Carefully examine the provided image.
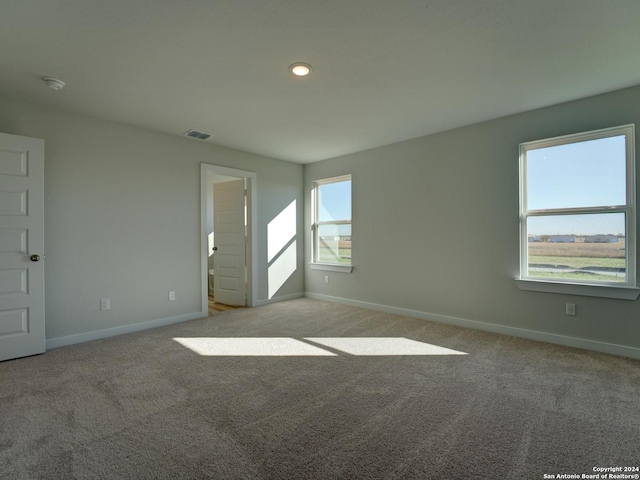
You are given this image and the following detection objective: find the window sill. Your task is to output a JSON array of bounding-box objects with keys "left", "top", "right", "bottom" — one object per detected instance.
[
  {"left": 310, "top": 263, "right": 354, "bottom": 273},
  {"left": 515, "top": 278, "right": 640, "bottom": 300}
]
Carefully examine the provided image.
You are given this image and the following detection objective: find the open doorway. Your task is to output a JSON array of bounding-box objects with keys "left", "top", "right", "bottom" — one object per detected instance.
[{"left": 200, "top": 164, "right": 257, "bottom": 316}]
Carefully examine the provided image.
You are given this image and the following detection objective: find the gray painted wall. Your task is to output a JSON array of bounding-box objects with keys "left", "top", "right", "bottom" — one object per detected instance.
[
  {"left": 304, "top": 85, "right": 640, "bottom": 352},
  {"left": 0, "top": 94, "right": 304, "bottom": 342},
  {"left": 2, "top": 84, "right": 639, "bottom": 354}
]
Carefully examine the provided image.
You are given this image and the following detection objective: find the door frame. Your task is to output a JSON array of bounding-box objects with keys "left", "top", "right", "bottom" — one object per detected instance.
[{"left": 200, "top": 163, "right": 257, "bottom": 313}]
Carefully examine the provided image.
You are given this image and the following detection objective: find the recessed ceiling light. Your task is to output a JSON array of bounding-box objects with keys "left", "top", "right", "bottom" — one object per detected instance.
[
  {"left": 289, "top": 62, "right": 313, "bottom": 77},
  {"left": 43, "top": 77, "right": 65, "bottom": 90}
]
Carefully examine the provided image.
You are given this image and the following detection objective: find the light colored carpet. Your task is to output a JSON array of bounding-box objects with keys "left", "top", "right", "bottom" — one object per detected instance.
[{"left": 1, "top": 298, "right": 639, "bottom": 479}]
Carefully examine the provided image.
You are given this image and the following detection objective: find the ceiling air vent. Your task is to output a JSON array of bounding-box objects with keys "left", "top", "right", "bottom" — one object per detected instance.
[{"left": 183, "top": 129, "right": 211, "bottom": 140}]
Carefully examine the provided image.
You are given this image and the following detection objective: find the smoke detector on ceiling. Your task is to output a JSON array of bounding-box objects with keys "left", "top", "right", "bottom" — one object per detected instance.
[
  {"left": 43, "top": 77, "right": 65, "bottom": 90},
  {"left": 183, "top": 129, "right": 212, "bottom": 140}
]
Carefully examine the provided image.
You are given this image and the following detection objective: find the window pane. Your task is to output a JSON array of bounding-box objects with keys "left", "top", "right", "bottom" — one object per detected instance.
[
  {"left": 318, "top": 180, "right": 351, "bottom": 222},
  {"left": 317, "top": 224, "right": 351, "bottom": 264},
  {"left": 526, "top": 135, "right": 626, "bottom": 210},
  {"left": 527, "top": 213, "right": 626, "bottom": 282}
]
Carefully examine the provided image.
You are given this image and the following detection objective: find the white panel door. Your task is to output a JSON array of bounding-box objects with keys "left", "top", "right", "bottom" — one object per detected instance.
[
  {"left": 0, "top": 133, "right": 45, "bottom": 362},
  {"left": 213, "top": 179, "right": 246, "bottom": 306}
]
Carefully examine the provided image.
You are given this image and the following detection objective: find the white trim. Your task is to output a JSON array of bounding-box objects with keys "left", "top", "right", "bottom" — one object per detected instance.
[
  {"left": 254, "top": 292, "right": 304, "bottom": 307},
  {"left": 515, "top": 278, "right": 640, "bottom": 300},
  {"left": 309, "top": 263, "right": 354, "bottom": 273},
  {"left": 46, "top": 312, "right": 204, "bottom": 350},
  {"left": 625, "top": 125, "right": 637, "bottom": 284},
  {"left": 200, "top": 163, "right": 258, "bottom": 313},
  {"left": 519, "top": 124, "right": 636, "bottom": 288},
  {"left": 311, "top": 174, "right": 352, "bottom": 266},
  {"left": 304, "top": 292, "right": 640, "bottom": 360},
  {"left": 314, "top": 174, "right": 352, "bottom": 186},
  {"left": 521, "top": 124, "right": 636, "bottom": 150}
]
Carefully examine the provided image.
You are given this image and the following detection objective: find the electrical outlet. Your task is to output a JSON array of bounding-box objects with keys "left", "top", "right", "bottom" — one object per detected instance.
[
  {"left": 100, "top": 298, "right": 110, "bottom": 311},
  {"left": 565, "top": 303, "right": 576, "bottom": 316},
  {"left": 169, "top": 291, "right": 176, "bottom": 301},
  {"left": 324, "top": 275, "right": 330, "bottom": 284}
]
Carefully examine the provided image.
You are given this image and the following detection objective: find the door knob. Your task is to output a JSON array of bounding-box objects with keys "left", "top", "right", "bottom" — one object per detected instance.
[
  {"left": 30, "top": 254, "right": 41, "bottom": 262},
  {"left": 212, "top": 246, "right": 218, "bottom": 251}
]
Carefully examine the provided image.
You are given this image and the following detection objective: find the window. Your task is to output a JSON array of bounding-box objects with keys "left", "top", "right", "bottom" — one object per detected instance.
[
  {"left": 311, "top": 175, "right": 352, "bottom": 271},
  {"left": 518, "top": 125, "right": 638, "bottom": 298}
]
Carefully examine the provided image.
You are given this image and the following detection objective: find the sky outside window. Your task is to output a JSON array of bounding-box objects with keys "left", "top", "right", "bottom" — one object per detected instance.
[
  {"left": 318, "top": 180, "right": 351, "bottom": 236},
  {"left": 526, "top": 135, "right": 626, "bottom": 235},
  {"left": 527, "top": 213, "right": 625, "bottom": 237},
  {"left": 318, "top": 180, "right": 350, "bottom": 221}
]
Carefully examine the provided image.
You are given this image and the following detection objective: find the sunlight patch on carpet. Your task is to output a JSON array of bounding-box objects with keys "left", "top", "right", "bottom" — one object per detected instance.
[
  {"left": 173, "top": 337, "right": 467, "bottom": 356},
  {"left": 173, "top": 337, "right": 337, "bottom": 356},
  {"left": 305, "top": 337, "right": 468, "bottom": 356}
]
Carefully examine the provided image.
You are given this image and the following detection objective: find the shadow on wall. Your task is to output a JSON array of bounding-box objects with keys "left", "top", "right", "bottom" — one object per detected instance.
[{"left": 267, "top": 199, "right": 297, "bottom": 299}]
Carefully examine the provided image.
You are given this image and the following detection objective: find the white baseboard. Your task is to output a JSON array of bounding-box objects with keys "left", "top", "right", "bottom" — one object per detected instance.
[
  {"left": 304, "top": 293, "right": 640, "bottom": 360},
  {"left": 255, "top": 292, "right": 304, "bottom": 307},
  {"left": 46, "top": 312, "right": 205, "bottom": 350}
]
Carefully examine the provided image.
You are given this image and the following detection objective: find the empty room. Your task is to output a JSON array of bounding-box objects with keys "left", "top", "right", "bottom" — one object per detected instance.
[{"left": 1, "top": 1, "right": 640, "bottom": 479}]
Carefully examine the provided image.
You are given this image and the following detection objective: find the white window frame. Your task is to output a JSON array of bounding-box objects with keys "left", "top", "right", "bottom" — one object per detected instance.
[
  {"left": 310, "top": 174, "right": 353, "bottom": 273},
  {"left": 516, "top": 124, "right": 640, "bottom": 300}
]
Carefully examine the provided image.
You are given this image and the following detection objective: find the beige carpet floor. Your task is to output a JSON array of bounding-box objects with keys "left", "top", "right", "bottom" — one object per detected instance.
[{"left": 1, "top": 298, "right": 639, "bottom": 479}]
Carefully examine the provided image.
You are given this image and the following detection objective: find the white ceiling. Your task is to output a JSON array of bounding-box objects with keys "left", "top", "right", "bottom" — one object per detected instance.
[{"left": 2, "top": 0, "right": 640, "bottom": 164}]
